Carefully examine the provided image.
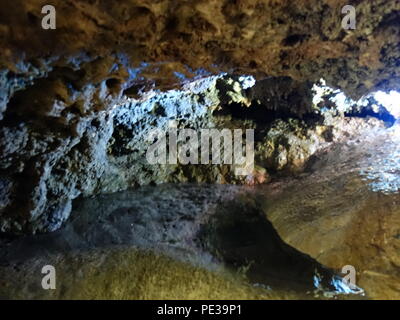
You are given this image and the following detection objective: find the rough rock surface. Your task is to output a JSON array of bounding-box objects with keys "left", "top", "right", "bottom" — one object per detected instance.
[
  {"left": 0, "top": 248, "right": 310, "bottom": 300},
  {"left": 257, "top": 124, "right": 400, "bottom": 299},
  {"left": 1, "top": 0, "right": 400, "bottom": 98},
  {"left": 0, "top": 0, "right": 399, "bottom": 301},
  {"left": 0, "top": 184, "right": 361, "bottom": 299},
  {"left": 1, "top": 71, "right": 391, "bottom": 234},
  {"left": 1, "top": 0, "right": 400, "bottom": 233}
]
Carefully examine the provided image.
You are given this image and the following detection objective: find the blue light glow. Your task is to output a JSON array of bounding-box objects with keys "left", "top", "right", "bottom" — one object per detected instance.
[{"left": 373, "top": 90, "right": 400, "bottom": 119}]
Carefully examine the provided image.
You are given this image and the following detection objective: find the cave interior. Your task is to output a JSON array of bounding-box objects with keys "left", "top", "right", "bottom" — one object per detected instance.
[{"left": 0, "top": 0, "right": 400, "bottom": 300}]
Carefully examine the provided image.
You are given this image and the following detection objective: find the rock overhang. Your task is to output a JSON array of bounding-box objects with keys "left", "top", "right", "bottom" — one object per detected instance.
[
  {"left": 1, "top": 0, "right": 400, "bottom": 234},
  {"left": 1, "top": 0, "right": 400, "bottom": 100}
]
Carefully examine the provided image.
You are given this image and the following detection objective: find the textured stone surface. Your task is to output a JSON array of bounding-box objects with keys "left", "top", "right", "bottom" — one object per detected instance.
[
  {"left": 1, "top": 0, "right": 400, "bottom": 233},
  {"left": 0, "top": 248, "right": 315, "bottom": 300},
  {"left": 0, "top": 71, "right": 390, "bottom": 234},
  {"left": 1, "top": 0, "right": 400, "bottom": 98},
  {"left": 257, "top": 124, "right": 400, "bottom": 299},
  {"left": 0, "top": 184, "right": 362, "bottom": 299}
]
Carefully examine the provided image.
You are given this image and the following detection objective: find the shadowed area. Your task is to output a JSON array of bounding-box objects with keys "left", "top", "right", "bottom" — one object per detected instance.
[
  {"left": 0, "top": 184, "right": 360, "bottom": 299},
  {"left": 201, "top": 200, "right": 344, "bottom": 293}
]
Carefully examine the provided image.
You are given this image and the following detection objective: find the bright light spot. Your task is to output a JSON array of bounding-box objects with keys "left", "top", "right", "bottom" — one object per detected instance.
[
  {"left": 330, "top": 92, "right": 351, "bottom": 113},
  {"left": 373, "top": 91, "right": 400, "bottom": 119},
  {"left": 311, "top": 79, "right": 353, "bottom": 112},
  {"left": 360, "top": 121, "right": 400, "bottom": 194},
  {"left": 238, "top": 75, "right": 256, "bottom": 89}
]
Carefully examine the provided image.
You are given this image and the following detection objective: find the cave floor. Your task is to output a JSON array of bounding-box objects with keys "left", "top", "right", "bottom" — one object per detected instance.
[{"left": 0, "top": 124, "right": 399, "bottom": 300}]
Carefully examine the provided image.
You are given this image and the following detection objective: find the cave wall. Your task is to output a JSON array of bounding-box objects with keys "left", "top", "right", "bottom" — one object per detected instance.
[
  {"left": 0, "top": 0, "right": 399, "bottom": 234},
  {"left": 0, "top": 71, "right": 388, "bottom": 234},
  {"left": 1, "top": 74, "right": 325, "bottom": 233}
]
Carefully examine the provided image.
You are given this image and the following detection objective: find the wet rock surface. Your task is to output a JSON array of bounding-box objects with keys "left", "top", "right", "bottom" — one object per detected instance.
[
  {"left": 0, "top": 248, "right": 302, "bottom": 300},
  {"left": 0, "top": 184, "right": 360, "bottom": 300},
  {"left": 258, "top": 124, "right": 400, "bottom": 299},
  {"left": 0, "top": 122, "right": 399, "bottom": 299}
]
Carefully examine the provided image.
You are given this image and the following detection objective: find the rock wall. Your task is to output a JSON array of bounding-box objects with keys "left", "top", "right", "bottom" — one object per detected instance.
[
  {"left": 0, "top": 71, "right": 391, "bottom": 234},
  {"left": 1, "top": 0, "right": 400, "bottom": 98},
  {"left": 1, "top": 74, "right": 321, "bottom": 234},
  {"left": 0, "top": 0, "right": 399, "bottom": 234}
]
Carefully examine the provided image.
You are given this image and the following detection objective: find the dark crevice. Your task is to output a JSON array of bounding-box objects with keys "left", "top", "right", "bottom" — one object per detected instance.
[
  {"left": 200, "top": 198, "right": 341, "bottom": 292},
  {"left": 217, "top": 100, "right": 323, "bottom": 127},
  {"left": 282, "top": 34, "right": 310, "bottom": 46}
]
